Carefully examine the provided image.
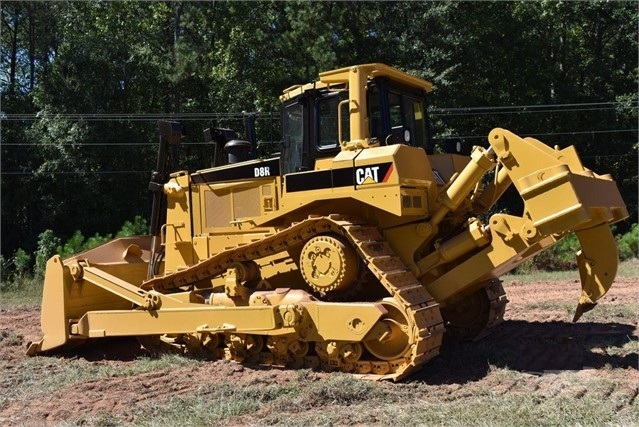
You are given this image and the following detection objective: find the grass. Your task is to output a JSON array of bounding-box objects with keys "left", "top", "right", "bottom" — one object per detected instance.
[
  {"left": 42, "top": 371, "right": 627, "bottom": 426},
  {"left": 503, "top": 258, "right": 638, "bottom": 283},
  {"left": 134, "top": 381, "right": 304, "bottom": 425},
  {"left": 5, "top": 354, "right": 638, "bottom": 426},
  {"left": 519, "top": 300, "right": 639, "bottom": 320},
  {"left": 126, "top": 372, "right": 638, "bottom": 426},
  {"left": 3, "top": 365, "right": 638, "bottom": 426},
  {"left": 0, "top": 354, "right": 203, "bottom": 409},
  {"left": 617, "top": 258, "right": 639, "bottom": 277},
  {"left": 0, "top": 275, "right": 42, "bottom": 307},
  {"left": 602, "top": 336, "right": 639, "bottom": 358},
  {"left": 0, "top": 329, "right": 23, "bottom": 346}
]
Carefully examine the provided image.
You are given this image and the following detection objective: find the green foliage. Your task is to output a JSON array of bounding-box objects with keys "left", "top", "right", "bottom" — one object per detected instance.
[
  {"left": 532, "top": 233, "right": 581, "bottom": 271},
  {"left": 1, "top": 215, "right": 150, "bottom": 303},
  {"left": 3, "top": 217, "right": 149, "bottom": 284},
  {"left": 514, "top": 225, "right": 638, "bottom": 273},
  {"left": 116, "top": 216, "right": 150, "bottom": 237},
  {"left": 12, "top": 248, "right": 31, "bottom": 274},
  {"left": 56, "top": 230, "right": 88, "bottom": 259},
  {"left": 0, "top": 255, "right": 8, "bottom": 281},
  {"left": 53, "top": 216, "right": 150, "bottom": 260},
  {"left": 1, "top": 0, "right": 637, "bottom": 261},
  {"left": 34, "top": 229, "right": 61, "bottom": 278},
  {"left": 52, "top": 217, "right": 147, "bottom": 259},
  {"left": 0, "top": 249, "right": 31, "bottom": 289},
  {"left": 616, "top": 223, "right": 638, "bottom": 260}
]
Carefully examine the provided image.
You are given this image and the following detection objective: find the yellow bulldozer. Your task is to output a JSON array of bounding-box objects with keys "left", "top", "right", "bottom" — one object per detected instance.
[{"left": 27, "top": 64, "right": 628, "bottom": 380}]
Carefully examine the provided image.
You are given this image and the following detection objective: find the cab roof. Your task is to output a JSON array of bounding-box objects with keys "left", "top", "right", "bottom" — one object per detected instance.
[{"left": 280, "top": 63, "right": 433, "bottom": 102}]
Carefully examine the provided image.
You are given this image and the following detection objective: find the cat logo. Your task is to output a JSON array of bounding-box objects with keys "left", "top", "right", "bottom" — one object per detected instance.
[
  {"left": 355, "top": 166, "right": 380, "bottom": 185},
  {"left": 354, "top": 163, "right": 394, "bottom": 186}
]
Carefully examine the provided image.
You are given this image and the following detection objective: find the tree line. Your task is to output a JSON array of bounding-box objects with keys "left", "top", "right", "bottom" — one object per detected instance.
[{"left": 1, "top": 1, "right": 637, "bottom": 260}]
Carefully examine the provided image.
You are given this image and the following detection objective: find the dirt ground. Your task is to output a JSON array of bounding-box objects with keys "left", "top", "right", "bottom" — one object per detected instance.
[{"left": 1, "top": 277, "right": 637, "bottom": 426}]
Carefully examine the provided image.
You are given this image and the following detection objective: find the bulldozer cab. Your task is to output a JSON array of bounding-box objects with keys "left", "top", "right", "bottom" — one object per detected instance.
[{"left": 280, "top": 64, "right": 434, "bottom": 175}]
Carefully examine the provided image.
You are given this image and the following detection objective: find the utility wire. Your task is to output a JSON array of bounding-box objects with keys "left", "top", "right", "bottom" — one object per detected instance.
[
  {"left": 0, "top": 113, "right": 280, "bottom": 121},
  {"left": 430, "top": 100, "right": 637, "bottom": 114},
  {"left": 2, "top": 128, "right": 636, "bottom": 147},
  {"left": 2, "top": 103, "right": 635, "bottom": 175},
  {"left": 1, "top": 101, "right": 636, "bottom": 121},
  {"left": 441, "top": 101, "right": 637, "bottom": 110},
  {"left": 1, "top": 142, "right": 212, "bottom": 146},
  {"left": 434, "top": 128, "right": 638, "bottom": 141},
  {"left": 1, "top": 170, "right": 151, "bottom": 175},
  {"left": 2, "top": 153, "right": 635, "bottom": 176}
]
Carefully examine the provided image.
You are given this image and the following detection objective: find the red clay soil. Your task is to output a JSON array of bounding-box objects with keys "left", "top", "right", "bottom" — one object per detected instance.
[{"left": 1, "top": 277, "right": 637, "bottom": 425}]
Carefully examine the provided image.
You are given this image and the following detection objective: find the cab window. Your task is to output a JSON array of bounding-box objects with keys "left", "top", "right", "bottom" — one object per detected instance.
[
  {"left": 317, "top": 92, "right": 348, "bottom": 148},
  {"left": 388, "top": 91, "right": 427, "bottom": 149},
  {"left": 281, "top": 102, "right": 304, "bottom": 174}
]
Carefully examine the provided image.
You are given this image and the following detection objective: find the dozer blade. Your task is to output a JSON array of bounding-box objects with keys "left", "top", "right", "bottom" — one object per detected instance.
[
  {"left": 27, "top": 237, "right": 152, "bottom": 355},
  {"left": 27, "top": 255, "right": 76, "bottom": 355},
  {"left": 572, "top": 225, "right": 619, "bottom": 322}
]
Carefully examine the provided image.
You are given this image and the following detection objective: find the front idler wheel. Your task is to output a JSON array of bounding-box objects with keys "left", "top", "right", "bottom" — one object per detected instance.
[{"left": 363, "top": 299, "right": 412, "bottom": 361}]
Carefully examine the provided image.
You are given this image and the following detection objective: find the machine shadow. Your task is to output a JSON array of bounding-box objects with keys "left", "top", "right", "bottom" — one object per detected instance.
[
  {"left": 411, "top": 319, "right": 638, "bottom": 385},
  {"left": 57, "top": 320, "right": 637, "bottom": 382},
  {"left": 56, "top": 337, "right": 148, "bottom": 362}
]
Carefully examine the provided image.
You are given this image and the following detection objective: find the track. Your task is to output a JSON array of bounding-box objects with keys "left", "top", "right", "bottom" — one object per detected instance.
[
  {"left": 441, "top": 279, "right": 509, "bottom": 341},
  {"left": 141, "top": 215, "right": 445, "bottom": 380}
]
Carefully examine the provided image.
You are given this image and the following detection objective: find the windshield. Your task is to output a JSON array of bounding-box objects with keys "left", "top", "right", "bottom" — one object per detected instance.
[{"left": 317, "top": 92, "right": 349, "bottom": 149}]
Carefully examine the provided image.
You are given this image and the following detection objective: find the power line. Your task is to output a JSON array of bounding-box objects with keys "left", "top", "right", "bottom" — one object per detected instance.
[
  {"left": 1, "top": 101, "right": 636, "bottom": 121},
  {"left": 430, "top": 101, "right": 638, "bottom": 115},
  {"left": 434, "top": 128, "right": 638, "bottom": 140},
  {"left": 0, "top": 112, "right": 281, "bottom": 121},
  {"left": 430, "top": 106, "right": 630, "bottom": 116},
  {"left": 1, "top": 153, "right": 635, "bottom": 176},
  {"left": 438, "top": 101, "right": 634, "bottom": 111},
  {"left": 1, "top": 170, "right": 151, "bottom": 176},
  {"left": 2, "top": 128, "right": 636, "bottom": 147},
  {"left": 0, "top": 142, "right": 214, "bottom": 146}
]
